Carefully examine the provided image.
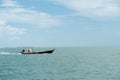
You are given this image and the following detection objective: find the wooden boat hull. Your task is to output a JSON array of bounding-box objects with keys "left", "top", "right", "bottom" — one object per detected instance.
[{"left": 21, "top": 49, "right": 55, "bottom": 54}]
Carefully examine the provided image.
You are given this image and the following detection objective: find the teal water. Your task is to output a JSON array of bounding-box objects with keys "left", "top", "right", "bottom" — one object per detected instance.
[{"left": 0, "top": 47, "right": 120, "bottom": 80}]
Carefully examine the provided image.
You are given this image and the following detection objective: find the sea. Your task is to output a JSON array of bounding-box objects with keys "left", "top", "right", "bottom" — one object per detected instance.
[{"left": 0, "top": 47, "right": 120, "bottom": 80}]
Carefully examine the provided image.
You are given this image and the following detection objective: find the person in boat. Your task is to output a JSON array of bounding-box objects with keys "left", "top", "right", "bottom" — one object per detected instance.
[
  {"left": 21, "top": 49, "right": 25, "bottom": 53},
  {"left": 28, "top": 48, "right": 33, "bottom": 53}
]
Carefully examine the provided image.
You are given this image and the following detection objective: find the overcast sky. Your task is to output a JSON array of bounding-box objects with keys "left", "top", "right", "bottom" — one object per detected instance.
[{"left": 0, "top": 0, "right": 120, "bottom": 47}]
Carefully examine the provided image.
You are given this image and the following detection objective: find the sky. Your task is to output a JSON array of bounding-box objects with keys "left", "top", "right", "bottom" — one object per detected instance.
[{"left": 0, "top": 0, "right": 120, "bottom": 47}]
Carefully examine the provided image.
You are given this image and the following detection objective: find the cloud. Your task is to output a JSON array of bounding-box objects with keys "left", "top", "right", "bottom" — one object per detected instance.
[
  {"left": 50, "top": 0, "right": 120, "bottom": 17},
  {"left": 0, "top": 8, "right": 61, "bottom": 27},
  {"left": 0, "top": 0, "right": 19, "bottom": 7},
  {"left": 0, "top": 0, "right": 62, "bottom": 28},
  {"left": 0, "top": 20, "right": 5, "bottom": 25},
  {"left": 0, "top": 20, "right": 26, "bottom": 39}
]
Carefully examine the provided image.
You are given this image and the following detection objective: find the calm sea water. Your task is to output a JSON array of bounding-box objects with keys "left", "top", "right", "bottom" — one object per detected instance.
[{"left": 0, "top": 47, "right": 120, "bottom": 80}]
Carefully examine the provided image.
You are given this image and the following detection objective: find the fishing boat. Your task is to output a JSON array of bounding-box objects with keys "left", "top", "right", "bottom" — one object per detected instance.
[{"left": 21, "top": 49, "right": 55, "bottom": 54}]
